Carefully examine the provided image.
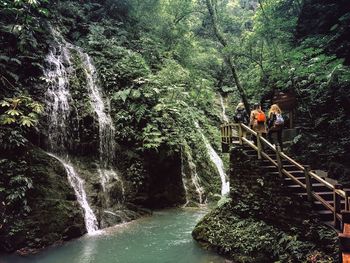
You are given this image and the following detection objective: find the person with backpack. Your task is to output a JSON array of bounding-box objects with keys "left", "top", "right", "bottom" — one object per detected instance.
[
  {"left": 234, "top": 102, "right": 249, "bottom": 125},
  {"left": 250, "top": 103, "right": 267, "bottom": 146},
  {"left": 267, "top": 104, "right": 284, "bottom": 151},
  {"left": 234, "top": 102, "right": 249, "bottom": 138}
]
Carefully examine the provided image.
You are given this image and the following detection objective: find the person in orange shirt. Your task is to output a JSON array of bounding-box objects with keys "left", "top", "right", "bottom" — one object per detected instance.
[{"left": 250, "top": 103, "right": 267, "bottom": 146}]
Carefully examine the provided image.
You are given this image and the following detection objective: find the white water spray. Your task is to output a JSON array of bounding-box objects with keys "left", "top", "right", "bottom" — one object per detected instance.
[
  {"left": 79, "top": 52, "right": 116, "bottom": 166},
  {"left": 47, "top": 154, "right": 99, "bottom": 233},
  {"left": 195, "top": 122, "right": 230, "bottom": 196},
  {"left": 44, "top": 45, "right": 72, "bottom": 153}
]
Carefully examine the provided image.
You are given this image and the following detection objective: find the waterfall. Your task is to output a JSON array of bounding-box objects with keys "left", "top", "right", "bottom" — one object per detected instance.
[
  {"left": 219, "top": 94, "right": 229, "bottom": 123},
  {"left": 181, "top": 148, "right": 204, "bottom": 205},
  {"left": 47, "top": 153, "right": 99, "bottom": 233},
  {"left": 44, "top": 45, "right": 72, "bottom": 153},
  {"left": 180, "top": 153, "right": 190, "bottom": 207},
  {"left": 195, "top": 122, "right": 230, "bottom": 196},
  {"left": 98, "top": 168, "right": 125, "bottom": 203},
  {"left": 77, "top": 51, "right": 125, "bottom": 213},
  {"left": 79, "top": 52, "right": 116, "bottom": 167},
  {"left": 187, "top": 155, "right": 204, "bottom": 204},
  {"left": 44, "top": 38, "right": 99, "bottom": 233}
]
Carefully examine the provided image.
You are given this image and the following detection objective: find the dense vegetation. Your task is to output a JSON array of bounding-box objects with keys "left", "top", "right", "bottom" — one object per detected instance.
[{"left": 0, "top": 0, "right": 349, "bottom": 260}]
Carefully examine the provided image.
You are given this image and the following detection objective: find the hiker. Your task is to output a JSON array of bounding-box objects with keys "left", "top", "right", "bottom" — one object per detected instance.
[
  {"left": 267, "top": 104, "right": 284, "bottom": 151},
  {"left": 250, "top": 103, "right": 267, "bottom": 146},
  {"left": 234, "top": 102, "right": 249, "bottom": 138},
  {"left": 234, "top": 102, "right": 249, "bottom": 125}
]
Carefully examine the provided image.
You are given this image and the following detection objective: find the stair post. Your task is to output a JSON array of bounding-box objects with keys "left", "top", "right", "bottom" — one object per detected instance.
[
  {"left": 334, "top": 184, "right": 343, "bottom": 230},
  {"left": 304, "top": 165, "right": 313, "bottom": 202},
  {"left": 276, "top": 145, "right": 283, "bottom": 177},
  {"left": 238, "top": 124, "right": 243, "bottom": 145},
  {"left": 256, "top": 133, "right": 262, "bottom": 159},
  {"left": 228, "top": 124, "right": 232, "bottom": 143},
  {"left": 339, "top": 211, "right": 350, "bottom": 263},
  {"left": 345, "top": 190, "right": 350, "bottom": 212}
]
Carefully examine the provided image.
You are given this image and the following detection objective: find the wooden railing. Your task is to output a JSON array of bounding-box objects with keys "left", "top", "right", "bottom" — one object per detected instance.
[{"left": 221, "top": 122, "right": 350, "bottom": 230}]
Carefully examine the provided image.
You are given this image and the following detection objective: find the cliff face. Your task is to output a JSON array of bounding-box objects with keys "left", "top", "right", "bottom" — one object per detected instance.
[
  {"left": 192, "top": 146, "right": 337, "bottom": 262},
  {"left": 296, "top": 0, "right": 350, "bottom": 64},
  {"left": 0, "top": 0, "right": 224, "bottom": 253},
  {"left": 0, "top": 147, "right": 85, "bottom": 253}
]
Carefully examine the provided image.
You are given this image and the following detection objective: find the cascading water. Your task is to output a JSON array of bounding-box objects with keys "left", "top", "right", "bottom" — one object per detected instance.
[
  {"left": 44, "top": 37, "right": 99, "bottom": 233},
  {"left": 45, "top": 45, "right": 72, "bottom": 153},
  {"left": 79, "top": 51, "right": 116, "bottom": 167},
  {"left": 219, "top": 94, "right": 229, "bottom": 123},
  {"left": 181, "top": 147, "right": 205, "bottom": 205},
  {"left": 47, "top": 153, "right": 99, "bottom": 233},
  {"left": 98, "top": 168, "right": 125, "bottom": 203},
  {"left": 77, "top": 50, "right": 125, "bottom": 211},
  {"left": 195, "top": 122, "right": 230, "bottom": 196}
]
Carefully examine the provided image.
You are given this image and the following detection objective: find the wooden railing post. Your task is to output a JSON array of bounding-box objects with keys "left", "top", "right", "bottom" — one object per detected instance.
[
  {"left": 238, "top": 124, "right": 243, "bottom": 145},
  {"left": 339, "top": 211, "right": 350, "bottom": 263},
  {"left": 226, "top": 125, "right": 232, "bottom": 144},
  {"left": 334, "top": 184, "right": 343, "bottom": 230},
  {"left": 345, "top": 190, "right": 350, "bottom": 212},
  {"left": 276, "top": 145, "right": 283, "bottom": 177},
  {"left": 256, "top": 133, "right": 262, "bottom": 159},
  {"left": 304, "top": 165, "right": 313, "bottom": 202}
]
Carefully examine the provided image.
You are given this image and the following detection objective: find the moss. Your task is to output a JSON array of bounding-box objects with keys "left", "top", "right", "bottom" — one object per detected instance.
[
  {"left": 0, "top": 147, "right": 85, "bottom": 252},
  {"left": 192, "top": 146, "right": 338, "bottom": 262}
]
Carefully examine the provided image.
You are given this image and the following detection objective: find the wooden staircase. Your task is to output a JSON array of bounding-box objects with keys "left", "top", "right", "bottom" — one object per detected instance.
[{"left": 221, "top": 123, "right": 350, "bottom": 232}]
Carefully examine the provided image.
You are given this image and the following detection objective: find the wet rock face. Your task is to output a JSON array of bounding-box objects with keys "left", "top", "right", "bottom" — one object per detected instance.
[
  {"left": 142, "top": 146, "right": 186, "bottom": 208},
  {"left": 0, "top": 147, "right": 85, "bottom": 253},
  {"left": 192, "top": 146, "right": 338, "bottom": 262}
]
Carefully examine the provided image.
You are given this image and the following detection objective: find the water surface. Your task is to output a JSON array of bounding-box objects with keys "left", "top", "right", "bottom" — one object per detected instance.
[{"left": 1, "top": 208, "right": 225, "bottom": 263}]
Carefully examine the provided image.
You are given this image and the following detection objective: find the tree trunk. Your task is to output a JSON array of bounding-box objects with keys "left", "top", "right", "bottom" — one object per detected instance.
[{"left": 205, "top": 0, "right": 250, "bottom": 115}]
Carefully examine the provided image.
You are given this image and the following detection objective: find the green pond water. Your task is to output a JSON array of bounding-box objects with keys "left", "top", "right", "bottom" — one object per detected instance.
[{"left": 0, "top": 208, "right": 226, "bottom": 263}]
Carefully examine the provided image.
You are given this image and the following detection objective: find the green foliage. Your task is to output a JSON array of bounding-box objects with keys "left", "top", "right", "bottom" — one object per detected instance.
[
  {"left": 0, "top": 95, "right": 43, "bottom": 150},
  {"left": 0, "top": 95, "right": 43, "bottom": 127},
  {"left": 0, "top": 158, "right": 33, "bottom": 228},
  {"left": 193, "top": 201, "right": 337, "bottom": 262}
]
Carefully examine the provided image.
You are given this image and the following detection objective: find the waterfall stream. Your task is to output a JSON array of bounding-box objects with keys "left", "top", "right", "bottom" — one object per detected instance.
[
  {"left": 79, "top": 52, "right": 116, "bottom": 167},
  {"left": 181, "top": 144, "right": 205, "bottom": 205},
  {"left": 219, "top": 94, "right": 229, "bottom": 123},
  {"left": 203, "top": 141, "right": 230, "bottom": 196},
  {"left": 194, "top": 122, "right": 230, "bottom": 196},
  {"left": 47, "top": 154, "right": 99, "bottom": 233},
  {"left": 44, "top": 40, "right": 100, "bottom": 234},
  {"left": 44, "top": 45, "right": 72, "bottom": 153}
]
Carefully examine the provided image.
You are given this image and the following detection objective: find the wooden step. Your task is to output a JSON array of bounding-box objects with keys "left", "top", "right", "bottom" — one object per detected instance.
[
  {"left": 313, "top": 200, "right": 346, "bottom": 210},
  {"left": 287, "top": 184, "right": 305, "bottom": 193},
  {"left": 282, "top": 165, "right": 300, "bottom": 171},
  {"left": 297, "top": 192, "right": 334, "bottom": 201},
  {"left": 261, "top": 159, "right": 290, "bottom": 165},
  {"left": 311, "top": 183, "right": 330, "bottom": 192},
  {"left": 284, "top": 177, "right": 306, "bottom": 185},
  {"left": 261, "top": 165, "right": 279, "bottom": 172},
  {"left": 317, "top": 210, "right": 333, "bottom": 221},
  {"left": 261, "top": 165, "right": 296, "bottom": 172}
]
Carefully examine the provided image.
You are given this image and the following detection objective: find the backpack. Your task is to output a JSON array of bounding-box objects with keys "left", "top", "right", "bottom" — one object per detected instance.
[
  {"left": 256, "top": 111, "right": 266, "bottom": 124},
  {"left": 234, "top": 110, "right": 244, "bottom": 123},
  {"left": 274, "top": 113, "right": 284, "bottom": 126}
]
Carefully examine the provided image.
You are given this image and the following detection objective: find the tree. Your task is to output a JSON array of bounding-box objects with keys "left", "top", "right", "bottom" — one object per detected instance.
[{"left": 205, "top": 0, "right": 251, "bottom": 114}]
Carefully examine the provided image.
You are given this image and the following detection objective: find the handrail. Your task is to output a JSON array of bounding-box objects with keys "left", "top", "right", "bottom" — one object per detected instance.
[
  {"left": 280, "top": 152, "right": 305, "bottom": 171},
  {"left": 221, "top": 122, "right": 347, "bottom": 229},
  {"left": 309, "top": 171, "right": 336, "bottom": 191}
]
